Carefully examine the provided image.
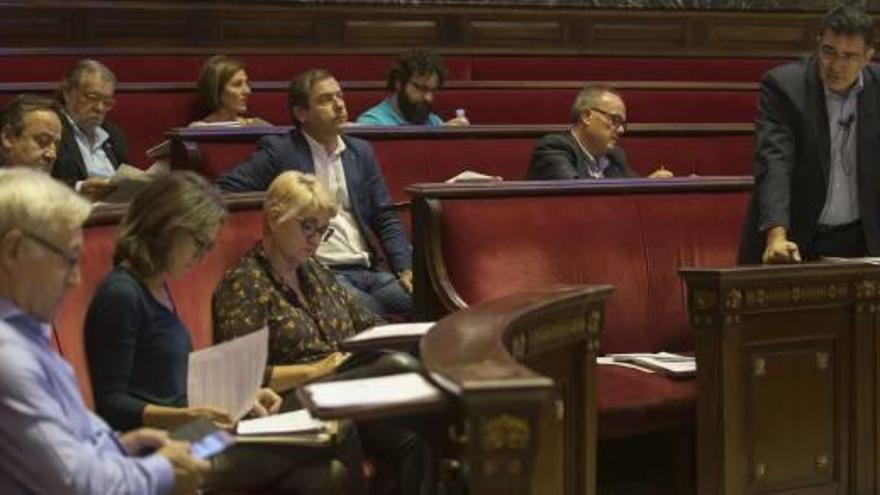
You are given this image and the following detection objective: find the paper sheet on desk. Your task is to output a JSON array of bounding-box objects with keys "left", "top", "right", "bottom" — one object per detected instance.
[
  {"left": 344, "top": 322, "right": 434, "bottom": 344},
  {"left": 237, "top": 409, "right": 326, "bottom": 436},
  {"left": 822, "top": 256, "right": 880, "bottom": 265},
  {"left": 188, "top": 328, "right": 268, "bottom": 421},
  {"left": 304, "top": 372, "right": 442, "bottom": 409}
]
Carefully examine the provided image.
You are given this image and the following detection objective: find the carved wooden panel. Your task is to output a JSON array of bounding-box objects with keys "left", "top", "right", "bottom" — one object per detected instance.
[
  {"left": 0, "top": 8, "right": 70, "bottom": 46},
  {"left": 220, "top": 12, "right": 319, "bottom": 46},
  {"left": 467, "top": 20, "right": 564, "bottom": 47},
  {"left": 526, "top": 349, "right": 575, "bottom": 495},
  {"left": 89, "top": 11, "right": 192, "bottom": 46},
  {"left": 705, "top": 20, "right": 814, "bottom": 51},
  {"left": 344, "top": 19, "right": 440, "bottom": 46},
  {"left": 746, "top": 335, "right": 837, "bottom": 491},
  {"left": 0, "top": 2, "right": 832, "bottom": 56},
  {"left": 589, "top": 21, "right": 688, "bottom": 50}
]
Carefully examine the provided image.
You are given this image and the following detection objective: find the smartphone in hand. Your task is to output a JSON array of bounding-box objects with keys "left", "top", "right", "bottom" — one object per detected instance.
[{"left": 170, "top": 416, "right": 236, "bottom": 460}]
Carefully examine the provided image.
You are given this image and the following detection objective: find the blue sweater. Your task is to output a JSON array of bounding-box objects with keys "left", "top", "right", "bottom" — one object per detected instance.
[{"left": 85, "top": 266, "right": 192, "bottom": 431}]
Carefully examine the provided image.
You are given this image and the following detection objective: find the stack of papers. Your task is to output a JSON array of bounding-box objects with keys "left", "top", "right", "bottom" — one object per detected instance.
[
  {"left": 187, "top": 328, "right": 269, "bottom": 421},
  {"left": 601, "top": 352, "right": 696, "bottom": 378},
  {"left": 299, "top": 372, "right": 445, "bottom": 419},
  {"left": 445, "top": 170, "right": 503, "bottom": 183},
  {"left": 236, "top": 409, "right": 326, "bottom": 436},
  {"left": 101, "top": 163, "right": 169, "bottom": 203},
  {"left": 342, "top": 322, "right": 434, "bottom": 351}
]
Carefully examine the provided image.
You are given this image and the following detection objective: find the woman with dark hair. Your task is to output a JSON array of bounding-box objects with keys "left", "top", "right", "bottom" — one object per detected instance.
[
  {"left": 192, "top": 55, "right": 270, "bottom": 126},
  {"left": 85, "top": 171, "right": 354, "bottom": 494}
]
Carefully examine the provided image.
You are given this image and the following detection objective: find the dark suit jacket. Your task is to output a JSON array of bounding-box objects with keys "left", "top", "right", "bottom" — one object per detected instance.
[
  {"left": 52, "top": 118, "right": 128, "bottom": 187},
  {"left": 525, "top": 131, "right": 636, "bottom": 180},
  {"left": 738, "top": 55, "right": 880, "bottom": 263},
  {"left": 217, "top": 128, "right": 412, "bottom": 273}
]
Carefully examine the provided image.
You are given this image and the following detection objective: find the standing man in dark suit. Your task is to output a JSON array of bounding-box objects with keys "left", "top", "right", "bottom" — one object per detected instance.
[
  {"left": 739, "top": 6, "right": 880, "bottom": 264},
  {"left": 217, "top": 69, "right": 414, "bottom": 318},
  {"left": 526, "top": 85, "right": 671, "bottom": 180},
  {"left": 52, "top": 59, "right": 125, "bottom": 201}
]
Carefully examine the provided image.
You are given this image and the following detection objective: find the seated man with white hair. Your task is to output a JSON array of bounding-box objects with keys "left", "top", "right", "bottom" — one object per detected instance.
[
  {"left": 0, "top": 168, "right": 207, "bottom": 494},
  {"left": 52, "top": 59, "right": 127, "bottom": 201}
]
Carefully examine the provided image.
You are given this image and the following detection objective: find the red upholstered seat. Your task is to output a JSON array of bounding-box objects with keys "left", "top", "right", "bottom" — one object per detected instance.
[
  {"left": 597, "top": 366, "right": 696, "bottom": 439},
  {"left": 0, "top": 53, "right": 782, "bottom": 83},
  {"left": 53, "top": 224, "right": 118, "bottom": 408},
  {"left": 0, "top": 54, "right": 471, "bottom": 83},
  {"left": 422, "top": 184, "right": 750, "bottom": 438},
  {"left": 624, "top": 134, "right": 754, "bottom": 177},
  {"left": 470, "top": 56, "right": 788, "bottom": 82},
  {"left": 167, "top": 209, "right": 264, "bottom": 349}
]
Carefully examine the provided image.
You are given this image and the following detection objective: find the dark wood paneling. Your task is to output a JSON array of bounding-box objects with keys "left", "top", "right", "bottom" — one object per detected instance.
[
  {"left": 467, "top": 20, "right": 563, "bottom": 47},
  {"left": 0, "top": 2, "right": 835, "bottom": 56},
  {"left": 220, "top": 12, "right": 319, "bottom": 46},
  {"left": 345, "top": 19, "right": 441, "bottom": 46},
  {"left": 590, "top": 21, "right": 688, "bottom": 50},
  {"left": 0, "top": 8, "right": 71, "bottom": 45}
]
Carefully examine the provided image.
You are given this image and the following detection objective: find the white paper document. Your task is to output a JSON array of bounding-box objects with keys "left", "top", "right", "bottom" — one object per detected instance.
[
  {"left": 188, "top": 328, "right": 268, "bottom": 421},
  {"left": 236, "top": 409, "right": 326, "bottom": 436},
  {"left": 445, "top": 170, "right": 503, "bottom": 183},
  {"left": 605, "top": 352, "right": 695, "bottom": 378},
  {"left": 303, "top": 372, "right": 443, "bottom": 410},
  {"left": 596, "top": 356, "right": 657, "bottom": 374},
  {"left": 822, "top": 256, "right": 880, "bottom": 265},
  {"left": 344, "top": 322, "right": 435, "bottom": 344}
]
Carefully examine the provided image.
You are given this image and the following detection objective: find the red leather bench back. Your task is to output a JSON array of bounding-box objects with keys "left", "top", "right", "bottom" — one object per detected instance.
[
  {"left": 0, "top": 82, "right": 758, "bottom": 166},
  {"left": 181, "top": 127, "right": 754, "bottom": 201},
  {"left": 53, "top": 196, "right": 265, "bottom": 407},
  {"left": 412, "top": 180, "right": 751, "bottom": 354},
  {"left": 0, "top": 53, "right": 785, "bottom": 82}
]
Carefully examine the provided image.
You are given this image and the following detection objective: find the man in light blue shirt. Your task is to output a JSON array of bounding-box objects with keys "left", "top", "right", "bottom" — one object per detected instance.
[
  {"left": 0, "top": 167, "right": 207, "bottom": 494},
  {"left": 357, "top": 49, "right": 469, "bottom": 127}
]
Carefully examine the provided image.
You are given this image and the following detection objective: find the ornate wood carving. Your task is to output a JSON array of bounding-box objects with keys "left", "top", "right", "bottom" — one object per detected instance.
[
  {"left": 681, "top": 263, "right": 880, "bottom": 495},
  {"left": 0, "top": 2, "right": 840, "bottom": 56}
]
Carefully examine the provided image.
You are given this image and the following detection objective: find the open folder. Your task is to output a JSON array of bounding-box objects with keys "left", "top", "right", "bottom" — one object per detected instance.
[
  {"left": 237, "top": 408, "right": 326, "bottom": 436},
  {"left": 298, "top": 372, "right": 446, "bottom": 420},
  {"left": 341, "top": 322, "right": 434, "bottom": 352}
]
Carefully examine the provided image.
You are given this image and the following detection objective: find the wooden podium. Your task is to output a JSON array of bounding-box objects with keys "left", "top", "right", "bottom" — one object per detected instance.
[{"left": 681, "top": 262, "right": 880, "bottom": 495}]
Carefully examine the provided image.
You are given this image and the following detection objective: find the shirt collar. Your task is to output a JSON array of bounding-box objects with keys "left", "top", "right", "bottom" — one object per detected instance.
[
  {"left": 63, "top": 111, "right": 109, "bottom": 148},
  {"left": 824, "top": 70, "right": 865, "bottom": 101},
  {"left": 570, "top": 129, "right": 609, "bottom": 175},
  {"left": 302, "top": 131, "right": 346, "bottom": 161},
  {"left": 0, "top": 296, "right": 51, "bottom": 343}
]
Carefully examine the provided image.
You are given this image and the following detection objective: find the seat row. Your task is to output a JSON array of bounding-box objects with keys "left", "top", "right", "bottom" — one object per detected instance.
[
  {"left": 0, "top": 52, "right": 792, "bottom": 83},
  {"left": 0, "top": 79, "right": 759, "bottom": 165},
  {"left": 169, "top": 123, "right": 755, "bottom": 204}
]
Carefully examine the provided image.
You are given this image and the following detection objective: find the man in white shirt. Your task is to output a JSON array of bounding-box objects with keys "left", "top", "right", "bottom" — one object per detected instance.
[
  {"left": 52, "top": 59, "right": 125, "bottom": 201},
  {"left": 218, "top": 69, "right": 414, "bottom": 317}
]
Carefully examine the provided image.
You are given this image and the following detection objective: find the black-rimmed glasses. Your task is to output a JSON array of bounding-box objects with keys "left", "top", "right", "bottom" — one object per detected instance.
[
  {"left": 298, "top": 218, "right": 335, "bottom": 243},
  {"left": 589, "top": 107, "right": 627, "bottom": 132},
  {"left": 22, "top": 231, "right": 79, "bottom": 271}
]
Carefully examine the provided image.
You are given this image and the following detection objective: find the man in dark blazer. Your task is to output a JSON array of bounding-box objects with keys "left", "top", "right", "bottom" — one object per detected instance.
[
  {"left": 52, "top": 59, "right": 126, "bottom": 200},
  {"left": 739, "top": 6, "right": 880, "bottom": 264},
  {"left": 0, "top": 94, "right": 62, "bottom": 172},
  {"left": 217, "top": 69, "right": 414, "bottom": 318},
  {"left": 526, "top": 85, "right": 670, "bottom": 180}
]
